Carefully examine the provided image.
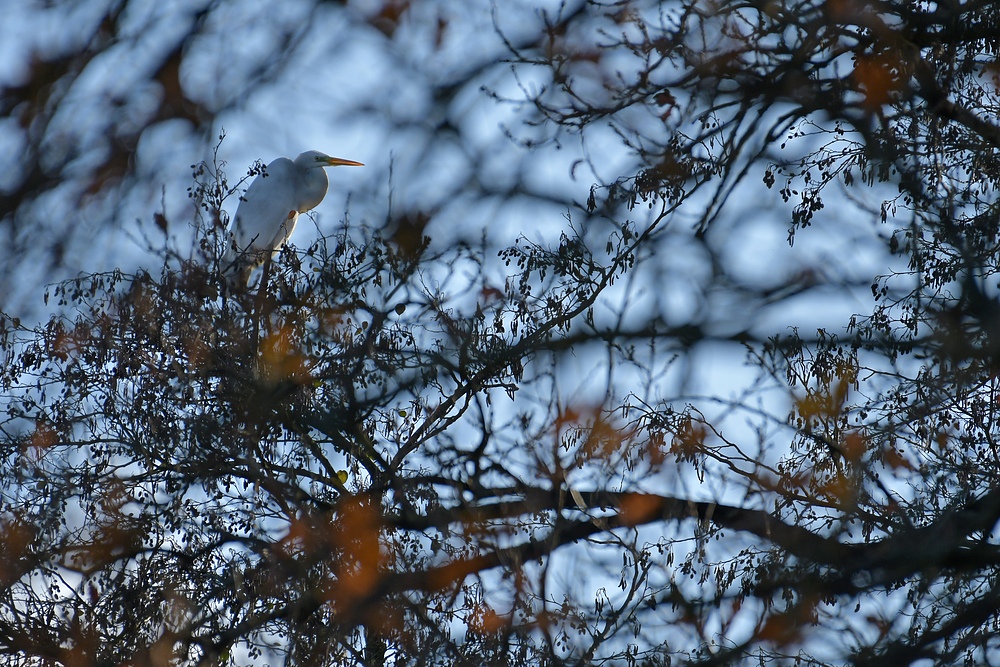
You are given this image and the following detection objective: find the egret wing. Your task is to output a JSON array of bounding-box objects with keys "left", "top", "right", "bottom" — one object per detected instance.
[{"left": 231, "top": 157, "right": 297, "bottom": 259}]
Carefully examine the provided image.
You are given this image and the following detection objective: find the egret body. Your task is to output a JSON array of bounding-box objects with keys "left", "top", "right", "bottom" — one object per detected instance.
[{"left": 224, "top": 150, "right": 363, "bottom": 284}]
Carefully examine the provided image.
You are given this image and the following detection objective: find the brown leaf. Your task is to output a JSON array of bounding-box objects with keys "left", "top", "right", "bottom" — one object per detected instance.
[{"left": 618, "top": 493, "right": 662, "bottom": 526}]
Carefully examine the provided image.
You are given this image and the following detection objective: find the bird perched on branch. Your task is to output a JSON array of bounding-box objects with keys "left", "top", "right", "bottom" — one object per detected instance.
[{"left": 223, "top": 150, "right": 363, "bottom": 285}]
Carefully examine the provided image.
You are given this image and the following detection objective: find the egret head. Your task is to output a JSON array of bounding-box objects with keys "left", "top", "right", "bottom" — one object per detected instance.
[
  {"left": 296, "top": 151, "right": 364, "bottom": 170},
  {"left": 288, "top": 151, "right": 364, "bottom": 214}
]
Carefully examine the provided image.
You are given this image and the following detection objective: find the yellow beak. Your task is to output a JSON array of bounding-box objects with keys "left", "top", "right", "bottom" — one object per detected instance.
[{"left": 322, "top": 156, "right": 364, "bottom": 167}]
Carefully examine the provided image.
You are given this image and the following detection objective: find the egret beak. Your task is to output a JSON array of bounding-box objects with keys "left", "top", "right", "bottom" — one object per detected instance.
[{"left": 319, "top": 156, "right": 364, "bottom": 167}]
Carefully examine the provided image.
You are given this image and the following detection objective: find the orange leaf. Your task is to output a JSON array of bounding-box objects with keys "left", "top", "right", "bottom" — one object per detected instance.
[
  {"left": 618, "top": 493, "right": 661, "bottom": 526},
  {"left": 854, "top": 54, "right": 906, "bottom": 110}
]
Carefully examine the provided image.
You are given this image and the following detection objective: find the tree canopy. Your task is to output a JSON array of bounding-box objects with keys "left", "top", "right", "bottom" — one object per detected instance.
[{"left": 4, "top": 1, "right": 1000, "bottom": 665}]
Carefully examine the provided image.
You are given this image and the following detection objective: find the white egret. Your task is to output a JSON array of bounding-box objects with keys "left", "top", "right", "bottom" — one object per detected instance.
[{"left": 223, "top": 150, "right": 363, "bottom": 284}]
